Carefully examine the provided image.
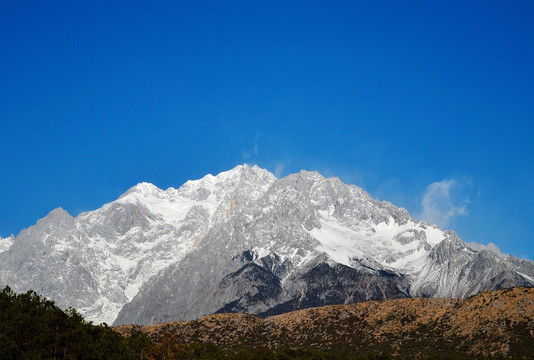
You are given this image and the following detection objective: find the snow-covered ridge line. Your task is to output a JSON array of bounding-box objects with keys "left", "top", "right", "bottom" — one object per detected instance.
[
  {"left": 1, "top": 164, "right": 532, "bottom": 326},
  {"left": 0, "top": 164, "right": 277, "bottom": 324},
  {"left": 0, "top": 235, "right": 15, "bottom": 253}
]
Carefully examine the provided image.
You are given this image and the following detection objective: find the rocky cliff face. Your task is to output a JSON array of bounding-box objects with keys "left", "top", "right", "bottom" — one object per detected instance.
[
  {"left": 0, "top": 165, "right": 276, "bottom": 324},
  {"left": 1, "top": 165, "right": 533, "bottom": 325}
]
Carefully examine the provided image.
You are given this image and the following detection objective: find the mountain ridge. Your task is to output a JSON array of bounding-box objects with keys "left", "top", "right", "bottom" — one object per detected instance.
[{"left": 1, "top": 165, "right": 533, "bottom": 325}]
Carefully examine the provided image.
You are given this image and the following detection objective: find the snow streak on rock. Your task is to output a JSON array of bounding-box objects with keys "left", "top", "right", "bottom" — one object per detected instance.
[{"left": 1, "top": 165, "right": 533, "bottom": 325}]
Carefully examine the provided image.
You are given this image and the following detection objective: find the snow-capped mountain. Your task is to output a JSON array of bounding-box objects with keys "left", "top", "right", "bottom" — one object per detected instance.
[
  {"left": 1, "top": 165, "right": 533, "bottom": 325},
  {"left": 0, "top": 165, "right": 275, "bottom": 324},
  {"left": 0, "top": 235, "right": 14, "bottom": 253}
]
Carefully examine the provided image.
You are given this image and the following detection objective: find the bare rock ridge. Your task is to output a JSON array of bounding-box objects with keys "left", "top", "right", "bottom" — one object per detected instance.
[{"left": 0, "top": 165, "right": 533, "bottom": 325}]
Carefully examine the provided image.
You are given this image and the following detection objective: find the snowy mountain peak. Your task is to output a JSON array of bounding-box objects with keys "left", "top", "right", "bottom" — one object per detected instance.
[
  {"left": 468, "top": 241, "right": 507, "bottom": 259},
  {"left": 181, "top": 164, "right": 274, "bottom": 189},
  {"left": 120, "top": 182, "right": 163, "bottom": 199},
  {"left": 1, "top": 165, "right": 533, "bottom": 326},
  {"left": 298, "top": 169, "right": 324, "bottom": 178},
  {"left": 484, "top": 242, "right": 506, "bottom": 258},
  {"left": 0, "top": 235, "right": 14, "bottom": 253},
  {"left": 35, "top": 208, "right": 74, "bottom": 230},
  {"left": 47, "top": 207, "right": 72, "bottom": 217}
]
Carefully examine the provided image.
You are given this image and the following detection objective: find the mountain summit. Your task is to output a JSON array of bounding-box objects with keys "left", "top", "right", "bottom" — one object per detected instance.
[{"left": 1, "top": 165, "right": 533, "bottom": 325}]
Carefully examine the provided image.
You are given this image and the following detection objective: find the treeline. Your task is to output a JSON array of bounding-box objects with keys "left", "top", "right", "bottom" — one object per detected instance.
[
  {"left": 0, "top": 286, "right": 504, "bottom": 359},
  {"left": 0, "top": 286, "right": 150, "bottom": 359},
  {"left": 0, "top": 286, "right": 381, "bottom": 360}
]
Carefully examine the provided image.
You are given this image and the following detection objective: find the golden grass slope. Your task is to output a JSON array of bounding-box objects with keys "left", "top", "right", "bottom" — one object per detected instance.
[{"left": 116, "top": 287, "right": 534, "bottom": 358}]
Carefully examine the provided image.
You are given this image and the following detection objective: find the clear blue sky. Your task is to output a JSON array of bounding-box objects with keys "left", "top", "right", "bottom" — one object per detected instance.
[{"left": 1, "top": 1, "right": 533, "bottom": 259}]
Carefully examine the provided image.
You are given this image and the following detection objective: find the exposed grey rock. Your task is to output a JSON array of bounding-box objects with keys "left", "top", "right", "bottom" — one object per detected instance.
[
  {"left": 0, "top": 165, "right": 276, "bottom": 324},
  {"left": 113, "top": 169, "right": 534, "bottom": 325},
  {"left": 1, "top": 165, "right": 533, "bottom": 326}
]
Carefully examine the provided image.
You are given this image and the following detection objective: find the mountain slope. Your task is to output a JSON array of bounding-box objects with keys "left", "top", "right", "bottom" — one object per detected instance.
[
  {"left": 114, "top": 169, "right": 534, "bottom": 325},
  {"left": 1, "top": 165, "right": 533, "bottom": 325},
  {"left": 0, "top": 165, "right": 276, "bottom": 324},
  {"left": 116, "top": 287, "right": 534, "bottom": 359}
]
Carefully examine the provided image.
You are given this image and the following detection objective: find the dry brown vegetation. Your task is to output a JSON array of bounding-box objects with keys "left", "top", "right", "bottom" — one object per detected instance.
[{"left": 116, "top": 287, "right": 534, "bottom": 358}]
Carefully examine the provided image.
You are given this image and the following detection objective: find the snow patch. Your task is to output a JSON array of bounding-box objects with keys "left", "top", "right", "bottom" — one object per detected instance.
[
  {"left": 307, "top": 214, "right": 446, "bottom": 273},
  {"left": 518, "top": 272, "right": 534, "bottom": 283},
  {"left": 0, "top": 235, "right": 14, "bottom": 253},
  {"left": 308, "top": 221, "right": 360, "bottom": 266}
]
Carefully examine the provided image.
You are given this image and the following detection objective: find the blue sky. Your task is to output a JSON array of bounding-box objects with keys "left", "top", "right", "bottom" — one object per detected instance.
[{"left": 1, "top": 1, "right": 533, "bottom": 259}]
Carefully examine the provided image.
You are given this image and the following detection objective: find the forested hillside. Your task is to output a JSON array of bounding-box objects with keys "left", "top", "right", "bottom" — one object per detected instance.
[{"left": 0, "top": 286, "right": 150, "bottom": 359}]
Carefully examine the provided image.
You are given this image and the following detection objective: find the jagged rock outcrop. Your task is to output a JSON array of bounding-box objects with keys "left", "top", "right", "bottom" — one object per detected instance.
[
  {"left": 1, "top": 165, "right": 533, "bottom": 325},
  {"left": 0, "top": 165, "right": 276, "bottom": 323}
]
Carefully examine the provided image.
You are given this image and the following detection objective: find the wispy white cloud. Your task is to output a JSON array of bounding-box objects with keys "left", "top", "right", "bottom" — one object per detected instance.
[
  {"left": 273, "top": 162, "right": 286, "bottom": 178},
  {"left": 418, "top": 179, "right": 469, "bottom": 229},
  {"left": 241, "top": 133, "right": 261, "bottom": 159}
]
